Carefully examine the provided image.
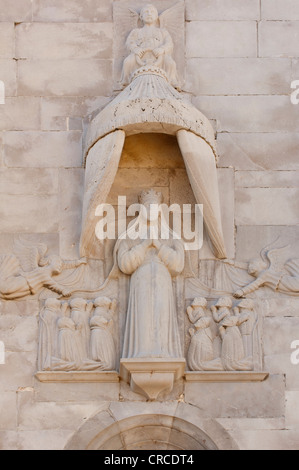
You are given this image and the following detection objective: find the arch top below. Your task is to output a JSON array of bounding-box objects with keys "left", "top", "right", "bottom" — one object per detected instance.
[{"left": 84, "top": 72, "right": 218, "bottom": 164}]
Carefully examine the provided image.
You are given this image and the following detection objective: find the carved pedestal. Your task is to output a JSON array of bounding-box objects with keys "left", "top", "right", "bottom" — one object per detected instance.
[{"left": 120, "top": 358, "right": 186, "bottom": 400}]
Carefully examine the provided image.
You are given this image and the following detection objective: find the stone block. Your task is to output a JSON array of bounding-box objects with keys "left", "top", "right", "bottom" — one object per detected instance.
[
  {"left": 0, "top": 0, "right": 32, "bottom": 22},
  {"left": 0, "top": 431, "right": 19, "bottom": 450},
  {"left": 0, "top": 194, "right": 59, "bottom": 232},
  {"left": 262, "top": 0, "right": 299, "bottom": 20},
  {"left": 16, "top": 23, "right": 113, "bottom": 60},
  {"left": 217, "top": 168, "right": 235, "bottom": 259},
  {"left": 218, "top": 417, "right": 285, "bottom": 431},
  {"left": 229, "top": 429, "right": 299, "bottom": 450},
  {"left": 41, "top": 96, "right": 110, "bottom": 131},
  {"left": 285, "top": 391, "right": 299, "bottom": 429},
  {"left": 235, "top": 188, "right": 299, "bottom": 225},
  {"left": 186, "top": 21, "right": 257, "bottom": 58},
  {"left": 17, "top": 430, "right": 73, "bottom": 450},
  {"left": 260, "top": 298, "right": 299, "bottom": 318},
  {"left": 0, "top": 392, "right": 17, "bottom": 430},
  {"left": 4, "top": 131, "right": 82, "bottom": 168},
  {"left": 0, "top": 168, "right": 59, "bottom": 195},
  {"left": 235, "top": 171, "right": 299, "bottom": 188},
  {"left": 17, "top": 392, "right": 102, "bottom": 431},
  {"left": 0, "top": 60, "right": 17, "bottom": 96},
  {"left": 0, "top": 233, "right": 59, "bottom": 256},
  {"left": 0, "top": 132, "right": 3, "bottom": 166},
  {"left": 58, "top": 168, "right": 84, "bottom": 259},
  {"left": 0, "top": 314, "right": 38, "bottom": 352},
  {"left": 0, "top": 351, "right": 36, "bottom": 392},
  {"left": 0, "top": 97, "right": 40, "bottom": 131},
  {"left": 186, "top": 0, "right": 260, "bottom": 20},
  {"left": 264, "top": 354, "right": 299, "bottom": 390},
  {"left": 259, "top": 21, "right": 299, "bottom": 57},
  {"left": 0, "top": 300, "right": 39, "bottom": 318},
  {"left": 185, "top": 374, "right": 285, "bottom": 418},
  {"left": 236, "top": 223, "right": 299, "bottom": 264},
  {"left": 263, "top": 317, "right": 299, "bottom": 356},
  {"left": 34, "top": 379, "right": 119, "bottom": 402},
  {"left": 0, "top": 23, "right": 14, "bottom": 58},
  {"left": 185, "top": 58, "right": 291, "bottom": 95},
  {"left": 18, "top": 60, "right": 112, "bottom": 97},
  {"left": 32, "top": 0, "right": 112, "bottom": 22},
  {"left": 217, "top": 132, "right": 299, "bottom": 171},
  {"left": 193, "top": 96, "right": 299, "bottom": 133}
]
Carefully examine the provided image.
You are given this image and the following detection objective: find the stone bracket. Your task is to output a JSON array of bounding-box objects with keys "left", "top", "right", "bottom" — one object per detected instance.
[{"left": 120, "top": 358, "right": 186, "bottom": 400}]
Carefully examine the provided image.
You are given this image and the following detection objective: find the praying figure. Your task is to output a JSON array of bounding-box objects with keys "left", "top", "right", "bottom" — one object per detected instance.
[
  {"left": 90, "top": 297, "right": 117, "bottom": 370},
  {"left": 187, "top": 297, "right": 223, "bottom": 371}
]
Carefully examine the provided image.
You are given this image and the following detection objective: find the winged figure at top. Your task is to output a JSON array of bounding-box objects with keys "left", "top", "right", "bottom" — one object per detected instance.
[{"left": 120, "top": 3, "right": 180, "bottom": 88}]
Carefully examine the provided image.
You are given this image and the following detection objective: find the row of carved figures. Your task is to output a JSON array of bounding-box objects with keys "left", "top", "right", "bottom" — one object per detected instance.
[
  {"left": 187, "top": 297, "right": 256, "bottom": 372},
  {"left": 39, "top": 297, "right": 117, "bottom": 371}
]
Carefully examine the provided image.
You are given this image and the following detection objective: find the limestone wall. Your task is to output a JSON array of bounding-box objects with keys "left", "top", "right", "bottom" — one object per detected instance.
[{"left": 0, "top": 0, "right": 299, "bottom": 450}]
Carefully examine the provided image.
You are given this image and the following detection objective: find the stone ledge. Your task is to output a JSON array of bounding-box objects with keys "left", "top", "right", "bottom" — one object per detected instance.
[
  {"left": 185, "top": 371, "right": 269, "bottom": 383},
  {"left": 35, "top": 371, "right": 119, "bottom": 383}
]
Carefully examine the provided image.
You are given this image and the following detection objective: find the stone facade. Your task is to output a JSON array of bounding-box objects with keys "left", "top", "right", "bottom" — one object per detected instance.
[{"left": 0, "top": 0, "right": 299, "bottom": 450}]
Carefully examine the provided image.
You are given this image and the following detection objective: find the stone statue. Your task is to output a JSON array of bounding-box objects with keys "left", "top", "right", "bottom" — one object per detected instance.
[
  {"left": 121, "top": 4, "right": 179, "bottom": 88},
  {"left": 187, "top": 297, "right": 223, "bottom": 371},
  {"left": 0, "top": 241, "right": 87, "bottom": 300},
  {"left": 117, "top": 189, "right": 184, "bottom": 358},
  {"left": 234, "top": 299, "right": 256, "bottom": 358},
  {"left": 70, "top": 298, "right": 93, "bottom": 360},
  {"left": 39, "top": 298, "right": 62, "bottom": 370},
  {"left": 57, "top": 304, "right": 81, "bottom": 366},
  {"left": 90, "top": 296, "right": 117, "bottom": 370},
  {"left": 212, "top": 297, "right": 253, "bottom": 371},
  {"left": 234, "top": 246, "right": 299, "bottom": 298}
]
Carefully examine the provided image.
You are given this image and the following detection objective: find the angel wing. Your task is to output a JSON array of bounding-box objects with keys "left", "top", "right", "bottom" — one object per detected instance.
[
  {"left": 113, "top": 3, "right": 139, "bottom": 58},
  {"left": 159, "top": 1, "right": 185, "bottom": 71},
  {"left": 266, "top": 245, "right": 291, "bottom": 273},
  {"left": 13, "top": 238, "right": 48, "bottom": 272}
]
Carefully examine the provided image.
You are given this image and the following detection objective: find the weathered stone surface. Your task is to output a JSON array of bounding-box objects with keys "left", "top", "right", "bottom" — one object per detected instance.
[
  {"left": 58, "top": 168, "right": 84, "bottom": 259},
  {"left": 41, "top": 96, "right": 110, "bottom": 131},
  {"left": 263, "top": 318, "right": 299, "bottom": 356},
  {"left": 18, "top": 60, "right": 112, "bottom": 97},
  {"left": 0, "top": 169, "right": 59, "bottom": 195},
  {"left": 260, "top": 298, "right": 299, "bottom": 318},
  {"left": 4, "top": 131, "right": 82, "bottom": 168},
  {"left": 0, "top": 97, "right": 40, "bottom": 131},
  {"left": 218, "top": 132, "right": 299, "bottom": 171},
  {"left": 218, "top": 417, "right": 285, "bottom": 431},
  {"left": 235, "top": 188, "right": 299, "bottom": 225},
  {"left": 285, "top": 392, "right": 299, "bottom": 429},
  {"left": 0, "top": 0, "right": 32, "bottom": 22},
  {"left": 16, "top": 23, "right": 113, "bottom": 60},
  {"left": 0, "top": 351, "right": 36, "bottom": 392},
  {"left": 0, "top": 314, "right": 38, "bottom": 352},
  {"left": 0, "top": 392, "right": 17, "bottom": 430},
  {"left": 264, "top": 354, "right": 299, "bottom": 391},
  {"left": 0, "top": 194, "right": 59, "bottom": 232},
  {"left": 186, "top": 0, "right": 260, "bottom": 20},
  {"left": 16, "top": 430, "right": 73, "bottom": 450},
  {"left": 34, "top": 380, "right": 119, "bottom": 403},
  {"left": 32, "top": 0, "right": 112, "bottom": 22},
  {"left": 0, "top": 233, "right": 59, "bottom": 256},
  {"left": 186, "top": 58, "right": 291, "bottom": 95},
  {"left": 186, "top": 22, "right": 257, "bottom": 58},
  {"left": 0, "top": 60, "right": 17, "bottom": 97},
  {"left": 262, "top": 0, "right": 299, "bottom": 20},
  {"left": 235, "top": 171, "right": 299, "bottom": 188},
  {"left": 193, "top": 96, "right": 299, "bottom": 133},
  {"left": 17, "top": 391, "right": 102, "bottom": 431},
  {"left": 259, "top": 21, "right": 299, "bottom": 57},
  {"left": 229, "top": 429, "right": 299, "bottom": 450},
  {"left": 217, "top": 168, "right": 235, "bottom": 259},
  {"left": 185, "top": 374, "right": 285, "bottom": 418},
  {"left": 0, "top": 23, "right": 14, "bottom": 58}
]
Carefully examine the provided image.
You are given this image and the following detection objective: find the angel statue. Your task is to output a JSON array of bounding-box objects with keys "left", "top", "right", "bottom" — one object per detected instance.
[
  {"left": 120, "top": 3, "right": 179, "bottom": 88},
  {"left": 233, "top": 245, "right": 299, "bottom": 298},
  {"left": 0, "top": 241, "right": 87, "bottom": 300}
]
